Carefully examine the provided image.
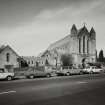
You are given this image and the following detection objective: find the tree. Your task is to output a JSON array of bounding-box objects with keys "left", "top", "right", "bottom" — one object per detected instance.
[
  {"left": 17, "top": 57, "right": 29, "bottom": 68},
  {"left": 61, "top": 54, "right": 73, "bottom": 67},
  {"left": 98, "top": 50, "right": 104, "bottom": 62},
  {"left": 36, "top": 61, "right": 39, "bottom": 67},
  {"left": 21, "top": 60, "right": 29, "bottom": 68}
]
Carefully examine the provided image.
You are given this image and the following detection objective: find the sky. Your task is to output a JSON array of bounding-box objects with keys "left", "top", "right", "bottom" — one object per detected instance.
[{"left": 0, "top": 0, "right": 105, "bottom": 56}]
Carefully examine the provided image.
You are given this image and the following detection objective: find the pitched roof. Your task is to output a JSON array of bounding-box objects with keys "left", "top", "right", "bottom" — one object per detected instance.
[
  {"left": 90, "top": 27, "right": 95, "bottom": 33},
  {"left": 47, "top": 35, "right": 71, "bottom": 50},
  {"left": 78, "top": 25, "right": 89, "bottom": 36},
  {"left": 0, "top": 45, "right": 19, "bottom": 57},
  {"left": 0, "top": 45, "right": 6, "bottom": 53},
  {"left": 71, "top": 24, "right": 77, "bottom": 31}
]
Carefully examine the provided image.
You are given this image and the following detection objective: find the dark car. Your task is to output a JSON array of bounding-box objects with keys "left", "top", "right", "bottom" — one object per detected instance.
[{"left": 25, "top": 66, "right": 55, "bottom": 79}]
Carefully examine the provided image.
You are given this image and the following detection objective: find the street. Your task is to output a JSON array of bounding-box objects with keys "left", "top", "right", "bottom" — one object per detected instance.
[{"left": 0, "top": 74, "right": 105, "bottom": 105}]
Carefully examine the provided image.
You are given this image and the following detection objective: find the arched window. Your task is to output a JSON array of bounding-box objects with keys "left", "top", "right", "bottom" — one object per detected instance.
[
  {"left": 79, "top": 38, "right": 81, "bottom": 53},
  {"left": 87, "top": 39, "right": 89, "bottom": 54},
  {"left": 28, "top": 61, "right": 30, "bottom": 64},
  {"left": 32, "top": 60, "right": 33, "bottom": 64},
  {"left": 83, "top": 36, "right": 85, "bottom": 53},
  {"left": 6, "top": 53, "right": 10, "bottom": 62}
]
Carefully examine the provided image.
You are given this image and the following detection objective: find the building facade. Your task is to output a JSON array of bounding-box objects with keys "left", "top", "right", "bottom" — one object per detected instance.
[
  {"left": 46, "top": 24, "right": 96, "bottom": 67},
  {"left": 38, "top": 50, "right": 61, "bottom": 67},
  {"left": 21, "top": 56, "right": 37, "bottom": 67},
  {"left": 0, "top": 45, "right": 19, "bottom": 71}
]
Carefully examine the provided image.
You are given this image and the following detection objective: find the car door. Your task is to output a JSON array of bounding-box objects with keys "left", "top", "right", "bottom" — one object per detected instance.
[
  {"left": 0, "top": 69, "right": 4, "bottom": 79},
  {"left": 95, "top": 67, "right": 99, "bottom": 72},
  {"left": 41, "top": 67, "right": 48, "bottom": 76},
  {"left": 35, "top": 69, "right": 40, "bottom": 76},
  {"left": 35, "top": 67, "right": 44, "bottom": 76},
  {"left": 0, "top": 69, "right": 7, "bottom": 79},
  {"left": 92, "top": 67, "right": 96, "bottom": 72}
]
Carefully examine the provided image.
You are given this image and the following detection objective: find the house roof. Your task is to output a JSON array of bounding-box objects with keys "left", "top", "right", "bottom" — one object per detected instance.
[{"left": 0, "top": 45, "right": 19, "bottom": 57}]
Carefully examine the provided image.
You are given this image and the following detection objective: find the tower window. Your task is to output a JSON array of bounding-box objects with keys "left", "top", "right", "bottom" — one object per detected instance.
[
  {"left": 79, "top": 38, "right": 81, "bottom": 53},
  {"left": 87, "top": 39, "right": 89, "bottom": 54},
  {"left": 28, "top": 61, "right": 30, "bottom": 64},
  {"left": 83, "top": 36, "right": 85, "bottom": 53},
  {"left": 6, "top": 53, "right": 10, "bottom": 62},
  {"left": 32, "top": 60, "right": 33, "bottom": 64}
]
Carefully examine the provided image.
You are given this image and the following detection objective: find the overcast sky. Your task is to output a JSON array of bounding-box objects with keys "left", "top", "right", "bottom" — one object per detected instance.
[{"left": 0, "top": 0, "right": 105, "bottom": 56}]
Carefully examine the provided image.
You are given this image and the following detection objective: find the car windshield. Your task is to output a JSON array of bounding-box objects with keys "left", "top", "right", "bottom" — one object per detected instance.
[
  {"left": 0, "top": 69, "right": 4, "bottom": 73},
  {"left": 86, "top": 67, "right": 90, "bottom": 69}
]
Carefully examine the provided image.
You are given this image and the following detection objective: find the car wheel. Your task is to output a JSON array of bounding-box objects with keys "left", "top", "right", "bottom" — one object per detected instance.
[
  {"left": 46, "top": 74, "right": 50, "bottom": 78},
  {"left": 29, "top": 75, "right": 34, "bottom": 79},
  {"left": 66, "top": 72, "right": 70, "bottom": 76},
  {"left": 90, "top": 71, "right": 93, "bottom": 74},
  {"left": 7, "top": 76, "right": 12, "bottom": 81},
  {"left": 80, "top": 71, "right": 83, "bottom": 75}
]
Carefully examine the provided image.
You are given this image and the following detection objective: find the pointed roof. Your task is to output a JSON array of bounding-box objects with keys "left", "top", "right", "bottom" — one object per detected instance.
[
  {"left": 71, "top": 24, "right": 77, "bottom": 31},
  {"left": 90, "top": 27, "right": 95, "bottom": 33},
  {"left": 82, "top": 25, "right": 88, "bottom": 32},
  {"left": 78, "top": 25, "right": 88, "bottom": 35}
]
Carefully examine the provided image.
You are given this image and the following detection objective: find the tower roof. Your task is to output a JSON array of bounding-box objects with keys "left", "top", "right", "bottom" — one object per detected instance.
[
  {"left": 82, "top": 25, "right": 88, "bottom": 32},
  {"left": 71, "top": 24, "right": 77, "bottom": 31},
  {"left": 90, "top": 27, "right": 95, "bottom": 33},
  {"left": 71, "top": 24, "right": 78, "bottom": 36},
  {"left": 78, "top": 25, "right": 88, "bottom": 34}
]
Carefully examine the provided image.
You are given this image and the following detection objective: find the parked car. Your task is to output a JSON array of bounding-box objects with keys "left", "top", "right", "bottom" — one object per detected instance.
[
  {"left": 69, "top": 68, "right": 83, "bottom": 75},
  {"left": 56, "top": 69, "right": 70, "bottom": 76},
  {"left": 49, "top": 69, "right": 57, "bottom": 77},
  {"left": 100, "top": 66, "right": 105, "bottom": 73},
  {"left": 25, "top": 66, "right": 56, "bottom": 79},
  {"left": 56, "top": 67, "right": 83, "bottom": 76},
  {"left": 0, "top": 68, "right": 14, "bottom": 80},
  {"left": 83, "top": 66, "right": 103, "bottom": 74}
]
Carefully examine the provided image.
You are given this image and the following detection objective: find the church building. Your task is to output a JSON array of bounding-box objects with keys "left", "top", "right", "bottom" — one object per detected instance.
[{"left": 46, "top": 24, "right": 96, "bottom": 67}]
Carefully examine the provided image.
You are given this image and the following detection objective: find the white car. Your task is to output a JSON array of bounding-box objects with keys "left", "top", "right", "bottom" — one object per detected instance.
[
  {"left": 0, "top": 68, "right": 14, "bottom": 80},
  {"left": 83, "top": 66, "right": 103, "bottom": 74}
]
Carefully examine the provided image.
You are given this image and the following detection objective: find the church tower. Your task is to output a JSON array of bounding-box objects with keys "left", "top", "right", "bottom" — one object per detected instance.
[
  {"left": 70, "top": 24, "right": 78, "bottom": 53},
  {"left": 89, "top": 27, "right": 96, "bottom": 62},
  {"left": 70, "top": 24, "right": 78, "bottom": 63},
  {"left": 71, "top": 24, "right": 77, "bottom": 36},
  {"left": 90, "top": 27, "right": 96, "bottom": 40}
]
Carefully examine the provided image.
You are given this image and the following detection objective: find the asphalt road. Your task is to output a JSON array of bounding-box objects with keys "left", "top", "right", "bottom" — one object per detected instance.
[{"left": 0, "top": 74, "right": 105, "bottom": 105}]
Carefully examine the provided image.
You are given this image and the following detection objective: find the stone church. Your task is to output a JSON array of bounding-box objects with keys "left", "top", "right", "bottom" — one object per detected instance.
[{"left": 46, "top": 24, "right": 96, "bottom": 67}]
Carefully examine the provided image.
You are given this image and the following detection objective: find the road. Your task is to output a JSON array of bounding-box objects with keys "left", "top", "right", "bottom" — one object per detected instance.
[{"left": 0, "top": 74, "right": 105, "bottom": 105}]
